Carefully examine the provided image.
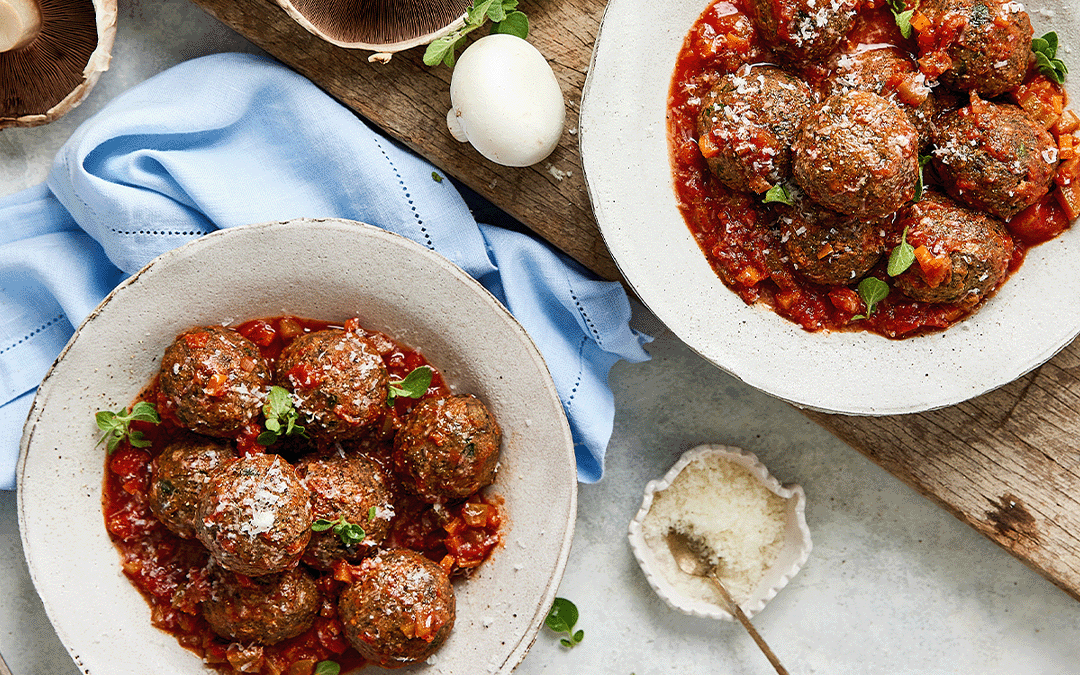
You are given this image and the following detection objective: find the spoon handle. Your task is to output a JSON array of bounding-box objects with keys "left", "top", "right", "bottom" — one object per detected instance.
[{"left": 708, "top": 572, "right": 790, "bottom": 675}]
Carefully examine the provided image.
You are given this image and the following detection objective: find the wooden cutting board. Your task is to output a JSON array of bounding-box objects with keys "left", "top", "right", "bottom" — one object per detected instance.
[{"left": 188, "top": 0, "right": 1080, "bottom": 601}]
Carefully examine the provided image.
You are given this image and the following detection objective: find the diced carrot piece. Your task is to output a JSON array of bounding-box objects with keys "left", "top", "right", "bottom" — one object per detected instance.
[
  {"left": 816, "top": 243, "right": 834, "bottom": 259},
  {"left": 910, "top": 10, "right": 931, "bottom": 32},
  {"left": 913, "top": 245, "right": 951, "bottom": 288},
  {"left": 1059, "top": 134, "right": 1075, "bottom": 161}
]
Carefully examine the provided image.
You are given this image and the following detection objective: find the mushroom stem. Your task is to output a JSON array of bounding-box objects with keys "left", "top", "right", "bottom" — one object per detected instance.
[{"left": 0, "top": 0, "right": 42, "bottom": 52}]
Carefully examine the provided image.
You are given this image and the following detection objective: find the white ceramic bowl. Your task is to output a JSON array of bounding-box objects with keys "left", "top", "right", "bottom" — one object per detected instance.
[
  {"left": 628, "top": 445, "right": 811, "bottom": 621},
  {"left": 580, "top": 0, "right": 1080, "bottom": 415},
  {"left": 18, "top": 218, "right": 577, "bottom": 675}
]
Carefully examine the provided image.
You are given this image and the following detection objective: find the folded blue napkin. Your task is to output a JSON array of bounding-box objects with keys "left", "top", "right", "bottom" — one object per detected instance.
[{"left": 0, "top": 52, "right": 650, "bottom": 489}]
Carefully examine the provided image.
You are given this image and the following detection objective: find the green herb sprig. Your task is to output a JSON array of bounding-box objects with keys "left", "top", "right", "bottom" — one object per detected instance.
[
  {"left": 545, "top": 597, "right": 584, "bottom": 648},
  {"left": 258, "top": 386, "right": 308, "bottom": 446},
  {"left": 95, "top": 402, "right": 161, "bottom": 453},
  {"left": 423, "top": 0, "right": 529, "bottom": 68},
  {"left": 887, "top": 0, "right": 917, "bottom": 39},
  {"left": 888, "top": 226, "right": 916, "bottom": 277},
  {"left": 852, "top": 277, "right": 889, "bottom": 320},
  {"left": 763, "top": 183, "right": 794, "bottom": 206},
  {"left": 314, "top": 661, "right": 340, "bottom": 675},
  {"left": 312, "top": 515, "right": 367, "bottom": 547},
  {"left": 387, "top": 365, "right": 434, "bottom": 405},
  {"left": 913, "top": 154, "right": 932, "bottom": 203},
  {"left": 1033, "top": 32, "right": 1068, "bottom": 84}
]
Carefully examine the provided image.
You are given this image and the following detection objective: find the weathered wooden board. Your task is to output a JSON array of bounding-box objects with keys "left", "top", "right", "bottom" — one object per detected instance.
[{"left": 188, "top": 0, "right": 1080, "bottom": 601}]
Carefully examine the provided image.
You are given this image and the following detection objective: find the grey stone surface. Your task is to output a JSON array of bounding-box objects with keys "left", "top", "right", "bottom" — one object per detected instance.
[{"left": 1, "top": 1, "right": 1077, "bottom": 674}]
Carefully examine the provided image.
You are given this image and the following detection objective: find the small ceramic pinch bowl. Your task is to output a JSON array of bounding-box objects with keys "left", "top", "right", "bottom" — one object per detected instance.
[{"left": 628, "top": 444, "right": 811, "bottom": 621}]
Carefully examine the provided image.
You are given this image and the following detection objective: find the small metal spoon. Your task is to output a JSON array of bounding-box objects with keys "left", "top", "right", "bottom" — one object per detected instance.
[{"left": 665, "top": 529, "right": 790, "bottom": 675}]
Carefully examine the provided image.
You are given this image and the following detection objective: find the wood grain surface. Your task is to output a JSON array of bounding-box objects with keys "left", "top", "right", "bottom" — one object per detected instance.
[{"left": 188, "top": 0, "right": 1080, "bottom": 601}]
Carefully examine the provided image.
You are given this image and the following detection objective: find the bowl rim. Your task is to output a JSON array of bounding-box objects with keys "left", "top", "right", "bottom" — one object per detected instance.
[
  {"left": 17, "top": 217, "right": 577, "bottom": 675},
  {"left": 579, "top": 0, "right": 1080, "bottom": 416}
]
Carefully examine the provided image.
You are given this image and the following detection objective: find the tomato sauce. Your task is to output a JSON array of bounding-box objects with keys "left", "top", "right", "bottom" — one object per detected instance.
[
  {"left": 102, "top": 316, "right": 502, "bottom": 675},
  {"left": 669, "top": 0, "right": 1073, "bottom": 339}
]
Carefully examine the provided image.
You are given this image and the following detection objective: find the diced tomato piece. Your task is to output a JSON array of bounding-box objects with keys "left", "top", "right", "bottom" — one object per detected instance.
[
  {"left": 828, "top": 287, "right": 863, "bottom": 315},
  {"left": 1055, "top": 183, "right": 1080, "bottom": 222},
  {"left": 237, "top": 319, "right": 276, "bottom": 347},
  {"left": 462, "top": 503, "right": 489, "bottom": 528},
  {"left": 181, "top": 330, "right": 211, "bottom": 349},
  {"left": 1011, "top": 75, "right": 1065, "bottom": 130},
  {"left": 1009, "top": 194, "right": 1070, "bottom": 244},
  {"left": 1054, "top": 110, "right": 1080, "bottom": 137}
]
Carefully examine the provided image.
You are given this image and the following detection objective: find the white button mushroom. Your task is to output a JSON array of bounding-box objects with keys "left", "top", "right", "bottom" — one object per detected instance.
[{"left": 446, "top": 34, "right": 566, "bottom": 167}]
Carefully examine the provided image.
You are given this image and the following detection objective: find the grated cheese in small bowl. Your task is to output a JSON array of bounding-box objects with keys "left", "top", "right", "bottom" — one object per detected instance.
[{"left": 628, "top": 444, "right": 811, "bottom": 621}]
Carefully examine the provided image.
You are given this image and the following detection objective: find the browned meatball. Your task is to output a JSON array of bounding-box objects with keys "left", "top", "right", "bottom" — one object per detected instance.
[
  {"left": 780, "top": 204, "right": 888, "bottom": 286},
  {"left": 202, "top": 565, "right": 319, "bottom": 645},
  {"left": 194, "top": 453, "right": 312, "bottom": 576},
  {"left": 338, "top": 548, "right": 455, "bottom": 668},
  {"left": 890, "top": 191, "right": 1014, "bottom": 304},
  {"left": 822, "top": 44, "right": 936, "bottom": 147},
  {"left": 931, "top": 96, "right": 1058, "bottom": 220},
  {"left": 793, "top": 91, "right": 919, "bottom": 218},
  {"left": 921, "top": 0, "right": 1032, "bottom": 97},
  {"left": 148, "top": 437, "right": 236, "bottom": 539},
  {"left": 276, "top": 329, "right": 389, "bottom": 441},
  {"left": 393, "top": 395, "right": 501, "bottom": 504},
  {"left": 158, "top": 325, "right": 271, "bottom": 437},
  {"left": 296, "top": 451, "right": 396, "bottom": 570},
  {"left": 744, "top": 0, "right": 860, "bottom": 61},
  {"left": 696, "top": 64, "right": 813, "bottom": 194}
]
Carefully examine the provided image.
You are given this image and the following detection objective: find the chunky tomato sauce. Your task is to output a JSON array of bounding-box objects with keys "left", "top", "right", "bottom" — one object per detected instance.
[
  {"left": 669, "top": 0, "right": 1073, "bottom": 338},
  {"left": 103, "top": 316, "right": 502, "bottom": 675}
]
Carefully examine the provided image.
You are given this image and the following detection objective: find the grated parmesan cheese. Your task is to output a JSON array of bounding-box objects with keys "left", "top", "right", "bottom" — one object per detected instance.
[{"left": 640, "top": 455, "right": 786, "bottom": 605}]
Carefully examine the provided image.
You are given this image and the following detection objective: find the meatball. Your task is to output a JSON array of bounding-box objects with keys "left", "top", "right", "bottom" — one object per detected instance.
[
  {"left": 890, "top": 191, "right": 1014, "bottom": 304},
  {"left": 393, "top": 395, "right": 501, "bottom": 503},
  {"left": 696, "top": 64, "right": 813, "bottom": 194},
  {"left": 822, "top": 44, "right": 936, "bottom": 147},
  {"left": 920, "top": 0, "right": 1032, "bottom": 97},
  {"left": 158, "top": 325, "right": 271, "bottom": 437},
  {"left": 296, "top": 451, "right": 396, "bottom": 570},
  {"left": 780, "top": 204, "right": 888, "bottom": 286},
  {"left": 202, "top": 565, "right": 319, "bottom": 645},
  {"left": 338, "top": 548, "right": 455, "bottom": 668},
  {"left": 194, "top": 453, "right": 312, "bottom": 576},
  {"left": 793, "top": 91, "right": 919, "bottom": 218},
  {"left": 931, "top": 96, "right": 1058, "bottom": 221},
  {"left": 744, "top": 0, "right": 859, "bottom": 61},
  {"left": 276, "top": 329, "right": 389, "bottom": 441},
  {"left": 148, "top": 437, "right": 237, "bottom": 539}
]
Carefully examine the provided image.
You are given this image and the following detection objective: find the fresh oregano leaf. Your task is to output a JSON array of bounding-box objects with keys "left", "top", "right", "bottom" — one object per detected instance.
[
  {"left": 851, "top": 277, "right": 889, "bottom": 320},
  {"left": 888, "top": 227, "right": 916, "bottom": 277},
  {"left": 387, "top": 366, "right": 434, "bottom": 405},
  {"left": 492, "top": 11, "right": 529, "bottom": 39},
  {"left": 545, "top": 597, "right": 583, "bottom": 647},
  {"left": 763, "top": 183, "right": 794, "bottom": 206}
]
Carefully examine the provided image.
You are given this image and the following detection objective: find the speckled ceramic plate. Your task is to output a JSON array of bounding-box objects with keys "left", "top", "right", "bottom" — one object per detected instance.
[
  {"left": 17, "top": 218, "right": 576, "bottom": 675},
  {"left": 580, "top": 0, "right": 1080, "bottom": 415}
]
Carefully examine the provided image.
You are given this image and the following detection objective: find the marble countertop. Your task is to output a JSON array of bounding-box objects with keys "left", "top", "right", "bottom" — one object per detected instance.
[{"left": 1, "top": 1, "right": 1077, "bottom": 674}]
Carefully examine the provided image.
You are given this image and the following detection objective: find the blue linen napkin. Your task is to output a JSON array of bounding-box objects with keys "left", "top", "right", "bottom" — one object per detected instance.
[{"left": 0, "top": 52, "right": 650, "bottom": 489}]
